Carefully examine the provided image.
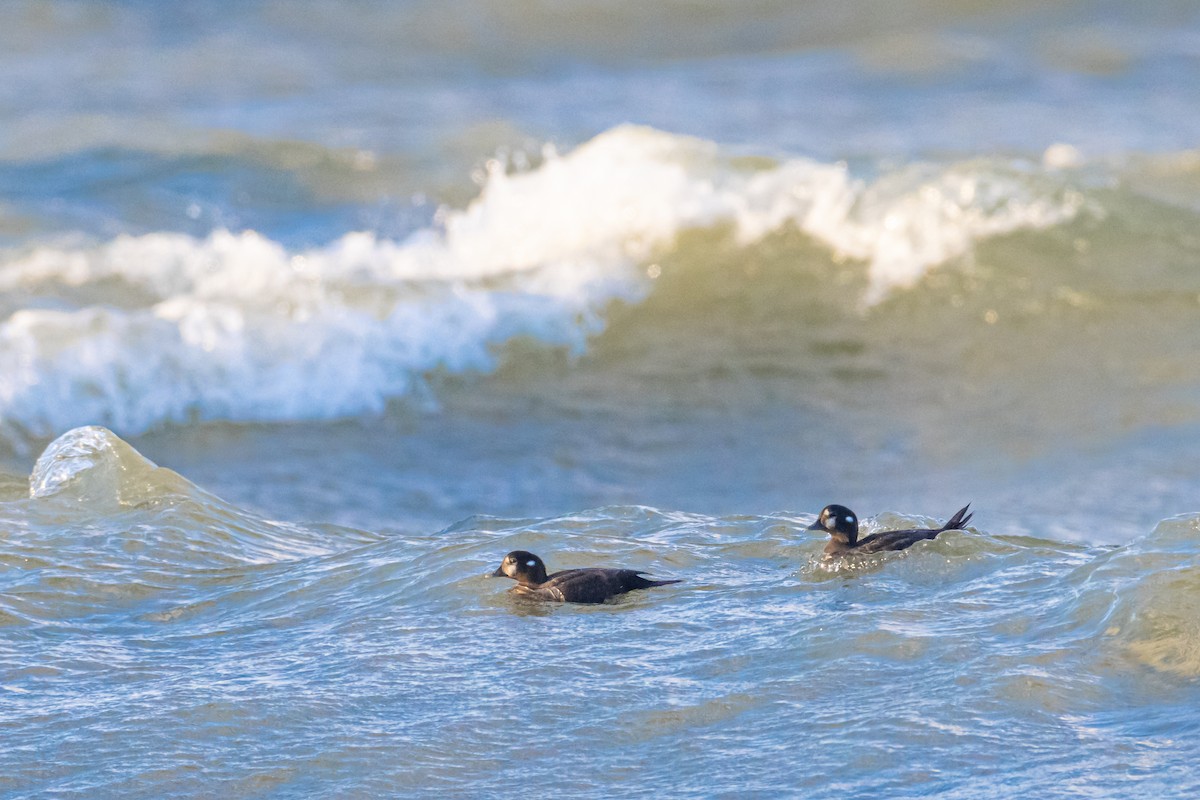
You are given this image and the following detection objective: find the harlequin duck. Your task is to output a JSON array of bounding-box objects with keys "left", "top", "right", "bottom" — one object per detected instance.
[
  {"left": 491, "top": 550, "right": 681, "bottom": 604},
  {"left": 809, "top": 503, "right": 973, "bottom": 558}
]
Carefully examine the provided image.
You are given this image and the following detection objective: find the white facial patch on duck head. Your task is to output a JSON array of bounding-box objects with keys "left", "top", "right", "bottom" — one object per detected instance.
[{"left": 526, "top": 559, "right": 537, "bottom": 567}]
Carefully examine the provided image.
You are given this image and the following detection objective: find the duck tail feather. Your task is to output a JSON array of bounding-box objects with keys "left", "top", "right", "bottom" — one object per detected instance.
[{"left": 944, "top": 503, "right": 973, "bottom": 531}]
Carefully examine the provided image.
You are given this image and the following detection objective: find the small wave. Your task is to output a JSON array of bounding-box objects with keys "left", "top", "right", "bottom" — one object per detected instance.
[
  {"left": 19, "top": 427, "right": 381, "bottom": 569},
  {"left": 1081, "top": 514, "right": 1200, "bottom": 678},
  {"left": 0, "top": 126, "right": 1087, "bottom": 441}
]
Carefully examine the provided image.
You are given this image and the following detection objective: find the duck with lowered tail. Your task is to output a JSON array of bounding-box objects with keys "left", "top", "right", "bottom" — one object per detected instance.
[{"left": 491, "top": 550, "right": 682, "bottom": 604}]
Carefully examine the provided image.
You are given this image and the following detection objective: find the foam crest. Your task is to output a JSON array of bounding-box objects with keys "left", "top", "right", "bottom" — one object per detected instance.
[{"left": 0, "top": 126, "right": 1084, "bottom": 438}]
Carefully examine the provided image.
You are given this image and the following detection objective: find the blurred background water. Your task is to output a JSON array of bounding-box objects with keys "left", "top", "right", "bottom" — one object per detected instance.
[{"left": 2, "top": 2, "right": 1200, "bottom": 797}]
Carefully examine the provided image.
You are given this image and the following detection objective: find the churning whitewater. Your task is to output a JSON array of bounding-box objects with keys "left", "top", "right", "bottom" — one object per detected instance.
[{"left": 0, "top": 127, "right": 1086, "bottom": 445}]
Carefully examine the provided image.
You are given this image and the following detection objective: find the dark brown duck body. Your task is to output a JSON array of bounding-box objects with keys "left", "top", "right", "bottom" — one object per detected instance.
[
  {"left": 809, "top": 504, "right": 973, "bottom": 558},
  {"left": 491, "top": 550, "right": 681, "bottom": 604}
]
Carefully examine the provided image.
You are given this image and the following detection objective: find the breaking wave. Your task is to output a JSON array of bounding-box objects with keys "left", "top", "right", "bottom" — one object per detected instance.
[{"left": 0, "top": 126, "right": 1091, "bottom": 442}]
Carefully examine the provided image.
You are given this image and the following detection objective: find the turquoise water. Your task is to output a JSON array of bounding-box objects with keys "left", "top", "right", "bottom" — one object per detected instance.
[
  {"left": 3, "top": 428, "right": 1200, "bottom": 798},
  {"left": 3, "top": 2, "right": 1200, "bottom": 797}
]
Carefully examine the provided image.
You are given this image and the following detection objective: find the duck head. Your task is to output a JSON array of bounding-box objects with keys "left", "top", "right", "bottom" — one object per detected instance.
[
  {"left": 492, "top": 550, "right": 549, "bottom": 585},
  {"left": 808, "top": 504, "right": 860, "bottom": 546}
]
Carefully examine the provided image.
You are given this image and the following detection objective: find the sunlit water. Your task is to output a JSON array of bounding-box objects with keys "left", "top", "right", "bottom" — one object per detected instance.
[
  {"left": 3, "top": 427, "right": 1200, "bottom": 798},
  {"left": 3, "top": 2, "right": 1200, "bottom": 797}
]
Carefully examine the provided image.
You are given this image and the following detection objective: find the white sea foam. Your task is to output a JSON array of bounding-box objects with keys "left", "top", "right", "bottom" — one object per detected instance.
[{"left": 0, "top": 126, "right": 1084, "bottom": 439}]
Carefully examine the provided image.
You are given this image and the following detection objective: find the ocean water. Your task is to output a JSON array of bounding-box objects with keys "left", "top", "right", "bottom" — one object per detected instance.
[{"left": 3, "top": 2, "right": 1200, "bottom": 797}]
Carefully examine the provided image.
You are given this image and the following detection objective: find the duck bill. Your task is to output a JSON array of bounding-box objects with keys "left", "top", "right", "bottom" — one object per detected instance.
[
  {"left": 491, "top": 566, "right": 505, "bottom": 577},
  {"left": 806, "top": 520, "right": 824, "bottom": 531}
]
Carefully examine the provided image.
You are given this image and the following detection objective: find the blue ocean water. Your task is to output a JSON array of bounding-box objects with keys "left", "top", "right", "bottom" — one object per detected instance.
[{"left": 3, "top": 2, "right": 1200, "bottom": 797}]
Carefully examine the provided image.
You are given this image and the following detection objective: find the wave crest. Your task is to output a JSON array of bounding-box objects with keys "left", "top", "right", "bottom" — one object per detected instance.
[
  {"left": 0, "top": 126, "right": 1085, "bottom": 440},
  {"left": 1083, "top": 515, "right": 1200, "bottom": 678}
]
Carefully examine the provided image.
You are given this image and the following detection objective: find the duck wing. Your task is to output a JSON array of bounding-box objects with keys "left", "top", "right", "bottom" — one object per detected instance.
[
  {"left": 852, "top": 504, "right": 974, "bottom": 554},
  {"left": 518, "top": 568, "right": 680, "bottom": 604},
  {"left": 853, "top": 528, "right": 942, "bottom": 554}
]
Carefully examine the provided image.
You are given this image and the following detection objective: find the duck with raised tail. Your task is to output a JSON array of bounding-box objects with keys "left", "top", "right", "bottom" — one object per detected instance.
[{"left": 809, "top": 504, "right": 974, "bottom": 558}]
